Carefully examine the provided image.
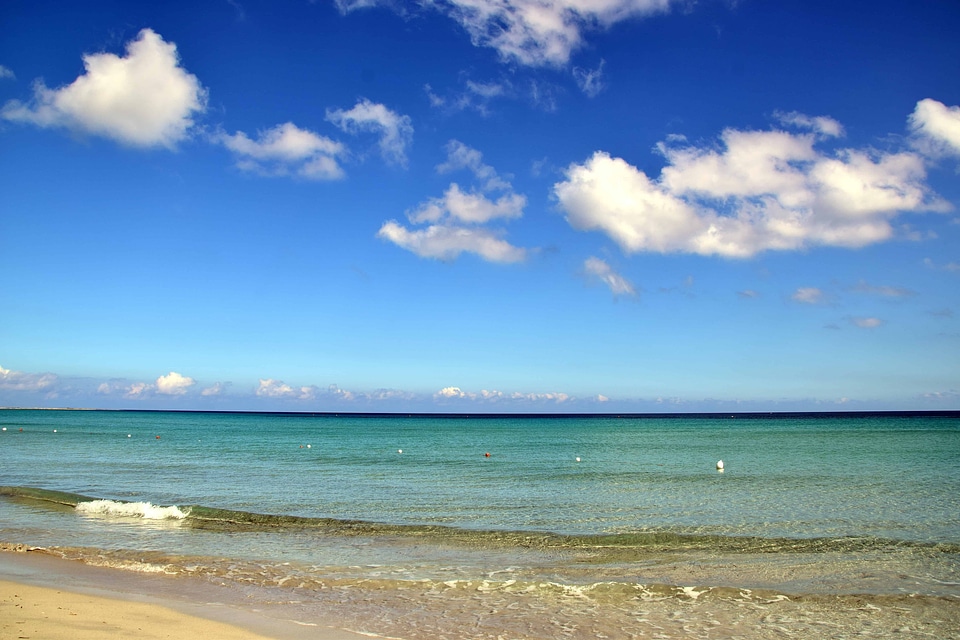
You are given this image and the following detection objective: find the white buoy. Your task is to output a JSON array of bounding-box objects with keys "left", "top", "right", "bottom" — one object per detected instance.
[
  {"left": 53, "top": 429, "right": 57, "bottom": 433},
  {"left": 307, "top": 444, "right": 311, "bottom": 448},
  {"left": 575, "top": 457, "right": 581, "bottom": 462},
  {"left": 2, "top": 427, "right": 6, "bottom": 431},
  {"left": 716, "top": 460, "right": 724, "bottom": 471},
  {"left": 127, "top": 434, "right": 131, "bottom": 438},
  {"left": 398, "top": 449, "right": 403, "bottom": 454}
]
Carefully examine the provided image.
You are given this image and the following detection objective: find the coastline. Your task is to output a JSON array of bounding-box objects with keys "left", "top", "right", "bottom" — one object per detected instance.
[
  {"left": 3, "top": 545, "right": 960, "bottom": 640},
  {"left": 0, "top": 550, "right": 373, "bottom": 640}
]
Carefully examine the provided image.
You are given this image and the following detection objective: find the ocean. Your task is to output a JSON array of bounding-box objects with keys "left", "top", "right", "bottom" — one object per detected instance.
[{"left": 2, "top": 409, "right": 959, "bottom": 639}]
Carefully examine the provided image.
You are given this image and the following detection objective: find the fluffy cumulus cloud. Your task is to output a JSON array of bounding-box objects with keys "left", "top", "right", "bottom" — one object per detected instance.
[
  {"left": 0, "top": 365, "right": 58, "bottom": 392},
  {"left": 909, "top": 98, "right": 960, "bottom": 158},
  {"left": 1, "top": 29, "right": 206, "bottom": 148},
  {"left": 378, "top": 140, "right": 528, "bottom": 262},
  {"left": 584, "top": 257, "right": 635, "bottom": 296},
  {"left": 554, "top": 106, "right": 952, "bottom": 258},
  {"left": 155, "top": 371, "right": 196, "bottom": 395},
  {"left": 218, "top": 122, "right": 345, "bottom": 180},
  {"left": 326, "top": 98, "right": 413, "bottom": 166},
  {"left": 96, "top": 371, "right": 195, "bottom": 399}
]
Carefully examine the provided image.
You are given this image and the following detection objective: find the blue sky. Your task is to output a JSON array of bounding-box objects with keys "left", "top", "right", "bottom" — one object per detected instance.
[{"left": 1, "top": 0, "right": 958, "bottom": 412}]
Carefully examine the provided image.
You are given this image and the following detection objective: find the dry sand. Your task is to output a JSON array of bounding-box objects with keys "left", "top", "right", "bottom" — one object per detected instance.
[
  {"left": 0, "top": 551, "right": 372, "bottom": 640},
  {"left": 1, "top": 580, "right": 278, "bottom": 640}
]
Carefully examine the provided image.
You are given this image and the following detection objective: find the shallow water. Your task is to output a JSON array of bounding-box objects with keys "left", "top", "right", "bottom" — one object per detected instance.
[{"left": 2, "top": 410, "right": 959, "bottom": 639}]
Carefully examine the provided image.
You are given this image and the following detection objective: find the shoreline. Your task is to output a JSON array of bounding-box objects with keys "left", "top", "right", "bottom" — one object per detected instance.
[
  {"left": 0, "top": 550, "right": 374, "bottom": 640},
  {"left": 4, "top": 545, "right": 960, "bottom": 640}
]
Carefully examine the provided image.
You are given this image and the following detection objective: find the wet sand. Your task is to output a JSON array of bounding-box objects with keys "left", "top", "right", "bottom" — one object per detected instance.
[{"left": 2, "top": 546, "right": 959, "bottom": 639}]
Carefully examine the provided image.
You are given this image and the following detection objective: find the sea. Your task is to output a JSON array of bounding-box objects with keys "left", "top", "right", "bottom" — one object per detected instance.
[{"left": 1, "top": 409, "right": 959, "bottom": 639}]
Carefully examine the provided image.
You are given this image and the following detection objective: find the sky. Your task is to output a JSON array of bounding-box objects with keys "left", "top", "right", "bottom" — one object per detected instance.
[{"left": 1, "top": 0, "right": 959, "bottom": 413}]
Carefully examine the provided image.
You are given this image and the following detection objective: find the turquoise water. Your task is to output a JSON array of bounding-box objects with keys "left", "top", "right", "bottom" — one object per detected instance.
[
  {"left": 2, "top": 410, "right": 957, "bottom": 541},
  {"left": 2, "top": 410, "right": 959, "bottom": 639}
]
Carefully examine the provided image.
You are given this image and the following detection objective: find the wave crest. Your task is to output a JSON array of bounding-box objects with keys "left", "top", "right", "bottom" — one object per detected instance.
[{"left": 75, "top": 499, "right": 187, "bottom": 520}]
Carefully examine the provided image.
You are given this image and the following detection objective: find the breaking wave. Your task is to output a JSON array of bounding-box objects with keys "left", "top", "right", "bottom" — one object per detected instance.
[{"left": 75, "top": 499, "right": 187, "bottom": 520}]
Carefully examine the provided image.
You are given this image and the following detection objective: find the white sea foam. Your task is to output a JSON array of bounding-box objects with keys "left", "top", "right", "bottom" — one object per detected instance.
[{"left": 75, "top": 499, "right": 187, "bottom": 520}]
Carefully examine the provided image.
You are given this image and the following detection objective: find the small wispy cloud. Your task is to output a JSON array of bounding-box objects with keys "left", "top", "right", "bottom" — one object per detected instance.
[
  {"left": 850, "top": 317, "right": 883, "bottom": 329},
  {"left": 792, "top": 287, "right": 826, "bottom": 304},
  {"left": 326, "top": 98, "right": 413, "bottom": 167},
  {"left": 848, "top": 280, "right": 916, "bottom": 298},
  {"left": 584, "top": 257, "right": 635, "bottom": 296},
  {"left": 924, "top": 258, "right": 960, "bottom": 272},
  {"left": 573, "top": 59, "right": 605, "bottom": 97}
]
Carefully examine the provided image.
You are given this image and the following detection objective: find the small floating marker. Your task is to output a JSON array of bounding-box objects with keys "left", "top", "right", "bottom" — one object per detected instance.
[
  {"left": 155, "top": 435, "right": 161, "bottom": 440},
  {"left": 1, "top": 427, "right": 6, "bottom": 431},
  {"left": 127, "top": 434, "right": 131, "bottom": 438},
  {"left": 484, "top": 452, "right": 490, "bottom": 457},
  {"left": 398, "top": 449, "right": 403, "bottom": 454},
  {"left": 576, "top": 457, "right": 581, "bottom": 462},
  {"left": 716, "top": 460, "right": 724, "bottom": 471},
  {"left": 307, "top": 444, "right": 311, "bottom": 449},
  {"left": 53, "top": 429, "right": 57, "bottom": 433}
]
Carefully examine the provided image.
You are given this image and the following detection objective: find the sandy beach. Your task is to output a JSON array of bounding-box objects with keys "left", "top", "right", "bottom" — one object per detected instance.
[
  {"left": 0, "top": 550, "right": 369, "bottom": 640},
  {"left": 1, "top": 580, "right": 281, "bottom": 640}
]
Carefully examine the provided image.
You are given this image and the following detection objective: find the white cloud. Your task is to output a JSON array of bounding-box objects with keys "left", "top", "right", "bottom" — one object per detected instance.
[
  {"left": 201, "top": 382, "right": 225, "bottom": 397},
  {"left": 428, "top": 0, "right": 676, "bottom": 66},
  {"left": 409, "top": 184, "right": 525, "bottom": 224},
  {"left": 436, "top": 386, "right": 468, "bottom": 399},
  {"left": 218, "top": 122, "right": 345, "bottom": 180},
  {"left": 122, "top": 382, "right": 149, "bottom": 399},
  {"left": 378, "top": 221, "right": 526, "bottom": 262},
  {"left": 850, "top": 317, "right": 883, "bottom": 329},
  {"left": 155, "top": 371, "right": 195, "bottom": 395},
  {"left": 425, "top": 80, "right": 509, "bottom": 115},
  {"left": 554, "top": 110, "right": 950, "bottom": 258},
  {"left": 434, "top": 386, "right": 572, "bottom": 403},
  {"left": 256, "top": 378, "right": 297, "bottom": 398},
  {"left": 0, "top": 65, "right": 14, "bottom": 80},
  {"left": 326, "top": 98, "right": 413, "bottom": 166},
  {"left": 909, "top": 98, "right": 960, "bottom": 157},
  {"left": 255, "top": 378, "right": 338, "bottom": 401},
  {"left": 774, "top": 110, "right": 844, "bottom": 138},
  {"left": 584, "top": 257, "right": 635, "bottom": 296},
  {"left": 0, "top": 365, "right": 58, "bottom": 392},
  {"left": 338, "top": 1, "right": 679, "bottom": 66},
  {"left": 379, "top": 141, "right": 528, "bottom": 262},
  {"left": 437, "top": 139, "right": 512, "bottom": 191},
  {"left": 573, "top": 59, "right": 605, "bottom": 97},
  {"left": 1, "top": 29, "right": 206, "bottom": 148},
  {"left": 792, "top": 287, "right": 825, "bottom": 304}
]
